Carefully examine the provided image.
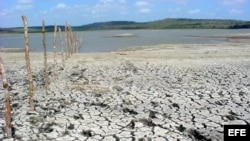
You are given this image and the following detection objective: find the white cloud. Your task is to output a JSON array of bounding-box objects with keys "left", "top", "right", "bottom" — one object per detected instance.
[
  {"left": 168, "top": 8, "right": 181, "bottom": 12},
  {"left": 230, "top": 8, "right": 243, "bottom": 14},
  {"left": 173, "top": 0, "right": 189, "bottom": 4},
  {"left": 0, "top": 9, "right": 12, "bottom": 16},
  {"left": 135, "top": 1, "right": 151, "bottom": 7},
  {"left": 222, "top": 0, "right": 246, "bottom": 5},
  {"left": 56, "top": 3, "right": 67, "bottom": 9},
  {"left": 135, "top": 1, "right": 152, "bottom": 14},
  {"left": 138, "top": 8, "right": 151, "bottom": 14},
  {"left": 15, "top": 4, "right": 34, "bottom": 11},
  {"left": 0, "top": 1, "right": 34, "bottom": 17},
  {"left": 99, "top": 0, "right": 114, "bottom": 3},
  {"left": 46, "top": 0, "right": 130, "bottom": 22},
  {"left": 188, "top": 9, "right": 200, "bottom": 14},
  {"left": 18, "top": 0, "right": 33, "bottom": 4},
  {"left": 119, "top": 0, "right": 126, "bottom": 4}
]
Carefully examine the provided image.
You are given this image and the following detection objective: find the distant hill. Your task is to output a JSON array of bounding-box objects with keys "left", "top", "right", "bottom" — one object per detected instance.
[
  {"left": 1, "top": 18, "right": 250, "bottom": 33},
  {"left": 142, "top": 18, "right": 250, "bottom": 29},
  {"left": 80, "top": 18, "right": 250, "bottom": 30}
]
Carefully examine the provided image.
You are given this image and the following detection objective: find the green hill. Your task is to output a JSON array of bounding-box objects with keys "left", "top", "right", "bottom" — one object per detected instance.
[
  {"left": 143, "top": 18, "right": 250, "bottom": 29},
  {"left": 1, "top": 18, "right": 250, "bottom": 33}
]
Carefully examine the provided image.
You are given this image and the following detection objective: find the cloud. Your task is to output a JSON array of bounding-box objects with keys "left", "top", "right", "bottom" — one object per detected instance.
[
  {"left": 135, "top": 1, "right": 152, "bottom": 14},
  {"left": 135, "top": 1, "right": 151, "bottom": 7},
  {"left": 168, "top": 8, "right": 181, "bottom": 12},
  {"left": 56, "top": 3, "right": 67, "bottom": 9},
  {"left": 138, "top": 8, "right": 151, "bottom": 14},
  {"left": 45, "top": 0, "right": 130, "bottom": 23},
  {"left": 17, "top": 0, "right": 33, "bottom": 4},
  {"left": 119, "top": 0, "right": 126, "bottom": 4},
  {"left": 188, "top": 9, "right": 200, "bottom": 14},
  {"left": 99, "top": 0, "right": 114, "bottom": 3},
  {"left": 0, "top": 9, "right": 12, "bottom": 16},
  {"left": 230, "top": 8, "right": 243, "bottom": 14},
  {"left": 222, "top": 0, "right": 246, "bottom": 5},
  {"left": 15, "top": 4, "right": 34, "bottom": 11},
  {"left": 173, "top": 0, "right": 189, "bottom": 4},
  {"left": 0, "top": 4, "right": 34, "bottom": 16}
]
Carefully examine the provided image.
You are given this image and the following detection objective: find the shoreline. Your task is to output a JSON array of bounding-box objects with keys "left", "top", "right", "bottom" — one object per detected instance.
[{"left": 0, "top": 43, "right": 250, "bottom": 140}]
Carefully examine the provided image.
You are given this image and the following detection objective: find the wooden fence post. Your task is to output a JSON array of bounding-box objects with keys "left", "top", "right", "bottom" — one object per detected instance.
[
  {"left": 70, "top": 26, "right": 74, "bottom": 55},
  {"left": 42, "top": 20, "right": 49, "bottom": 92},
  {"left": 21, "top": 16, "right": 34, "bottom": 111},
  {"left": 64, "top": 24, "right": 68, "bottom": 60},
  {"left": 53, "top": 23, "right": 58, "bottom": 79},
  {"left": 58, "top": 27, "right": 65, "bottom": 68},
  {"left": 0, "top": 57, "right": 12, "bottom": 138},
  {"left": 66, "top": 24, "right": 71, "bottom": 58},
  {"left": 79, "top": 35, "right": 82, "bottom": 53}
]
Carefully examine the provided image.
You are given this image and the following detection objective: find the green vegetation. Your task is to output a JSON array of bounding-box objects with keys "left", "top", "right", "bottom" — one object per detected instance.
[{"left": 1, "top": 18, "right": 250, "bottom": 33}]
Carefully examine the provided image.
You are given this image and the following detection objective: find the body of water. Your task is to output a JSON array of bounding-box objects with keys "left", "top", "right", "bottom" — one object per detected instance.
[{"left": 1, "top": 29, "right": 250, "bottom": 53}]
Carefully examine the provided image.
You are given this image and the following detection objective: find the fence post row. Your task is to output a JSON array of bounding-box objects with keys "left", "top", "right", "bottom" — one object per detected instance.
[{"left": 0, "top": 16, "right": 82, "bottom": 139}]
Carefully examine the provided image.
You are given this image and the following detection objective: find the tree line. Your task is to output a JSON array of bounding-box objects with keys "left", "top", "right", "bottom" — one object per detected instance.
[{"left": 1, "top": 18, "right": 250, "bottom": 33}]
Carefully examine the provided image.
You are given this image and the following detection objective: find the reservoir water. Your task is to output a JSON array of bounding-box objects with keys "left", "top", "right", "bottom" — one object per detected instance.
[{"left": 1, "top": 29, "right": 250, "bottom": 53}]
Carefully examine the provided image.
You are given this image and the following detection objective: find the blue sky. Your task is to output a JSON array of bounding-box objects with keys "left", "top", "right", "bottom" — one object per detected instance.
[{"left": 0, "top": 0, "right": 249, "bottom": 27}]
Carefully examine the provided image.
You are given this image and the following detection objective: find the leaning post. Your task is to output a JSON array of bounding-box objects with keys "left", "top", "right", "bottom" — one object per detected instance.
[{"left": 0, "top": 57, "right": 12, "bottom": 138}]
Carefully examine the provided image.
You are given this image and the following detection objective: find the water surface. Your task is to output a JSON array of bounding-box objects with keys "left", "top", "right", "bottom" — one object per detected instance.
[{"left": 1, "top": 29, "right": 250, "bottom": 53}]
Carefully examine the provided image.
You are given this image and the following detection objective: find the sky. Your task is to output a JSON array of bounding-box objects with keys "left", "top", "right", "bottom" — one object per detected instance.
[{"left": 0, "top": 0, "right": 249, "bottom": 27}]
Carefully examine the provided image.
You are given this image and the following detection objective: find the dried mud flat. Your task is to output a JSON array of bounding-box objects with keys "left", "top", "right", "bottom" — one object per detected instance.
[{"left": 0, "top": 43, "right": 250, "bottom": 141}]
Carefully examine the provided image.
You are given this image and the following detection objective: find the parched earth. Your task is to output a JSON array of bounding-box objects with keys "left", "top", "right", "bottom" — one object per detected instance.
[{"left": 1, "top": 58, "right": 250, "bottom": 141}]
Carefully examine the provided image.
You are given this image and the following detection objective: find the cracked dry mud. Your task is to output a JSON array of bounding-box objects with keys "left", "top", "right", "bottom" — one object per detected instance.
[{"left": 1, "top": 59, "right": 249, "bottom": 141}]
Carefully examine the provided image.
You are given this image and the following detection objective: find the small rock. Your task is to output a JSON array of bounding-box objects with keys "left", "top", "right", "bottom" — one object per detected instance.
[
  {"left": 176, "top": 124, "right": 186, "bottom": 132},
  {"left": 112, "top": 86, "right": 124, "bottom": 92},
  {"left": 27, "top": 111, "right": 39, "bottom": 115},
  {"left": 81, "top": 130, "right": 94, "bottom": 137},
  {"left": 126, "top": 120, "right": 135, "bottom": 129},
  {"left": 67, "top": 123, "right": 75, "bottom": 130}
]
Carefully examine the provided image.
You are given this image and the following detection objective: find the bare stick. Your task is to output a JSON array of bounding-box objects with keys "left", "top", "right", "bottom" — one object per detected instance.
[
  {"left": 58, "top": 27, "right": 65, "bottom": 68},
  {"left": 79, "top": 35, "right": 82, "bottom": 52},
  {"left": 53, "top": 23, "right": 58, "bottom": 79},
  {"left": 74, "top": 32, "right": 77, "bottom": 53},
  {"left": 0, "top": 57, "right": 12, "bottom": 138},
  {"left": 77, "top": 34, "right": 82, "bottom": 53},
  {"left": 76, "top": 34, "right": 79, "bottom": 53},
  {"left": 66, "top": 24, "right": 71, "bottom": 58},
  {"left": 69, "top": 26, "right": 74, "bottom": 55},
  {"left": 70, "top": 26, "right": 74, "bottom": 55},
  {"left": 68, "top": 25, "right": 72, "bottom": 57},
  {"left": 22, "top": 16, "right": 34, "bottom": 111},
  {"left": 42, "top": 20, "right": 49, "bottom": 91},
  {"left": 64, "top": 24, "right": 68, "bottom": 60}
]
